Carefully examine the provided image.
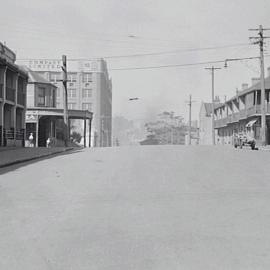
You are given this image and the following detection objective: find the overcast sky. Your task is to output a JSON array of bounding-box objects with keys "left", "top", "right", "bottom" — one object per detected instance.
[{"left": 1, "top": 0, "right": 270, "bottom": 122}]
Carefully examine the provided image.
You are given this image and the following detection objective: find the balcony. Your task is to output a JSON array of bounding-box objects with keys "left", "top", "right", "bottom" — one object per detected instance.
[
  {"left": 231, "top": 112, "right": 240, "bottom": 123},
  {"left": 17, "top": 92, "right": 26, "bottom": 106},
  {"left": 239, "top": 109, "right": 247, "bottom": 119},
  {"left": 214, "top": 117, "right": 228, "bottom": 128},
  {"left": 215, "top": 104, "right": 270, "bottom": 129},
  {"left": 246, "top": 106, "right": 261, "bottom": 117},
  {"left": 6, "top": 87, "right": 15, "bottom": 102}
]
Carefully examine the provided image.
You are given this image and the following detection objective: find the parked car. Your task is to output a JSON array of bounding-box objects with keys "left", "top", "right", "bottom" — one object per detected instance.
[{"left": 233, "top": 132, "right": 256, "bottom": 150}]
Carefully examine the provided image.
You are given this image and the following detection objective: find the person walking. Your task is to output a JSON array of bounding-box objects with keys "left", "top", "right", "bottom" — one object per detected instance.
[{"left": 29, "top": 133, "right": 34, "bottom": 147}]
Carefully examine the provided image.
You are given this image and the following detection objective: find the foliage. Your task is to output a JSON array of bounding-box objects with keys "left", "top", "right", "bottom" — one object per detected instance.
[
  {"left": 142, "top": 111, "right": 188, "bottom": 145},
  {"left": 71, "top": 131, "right": 82, "bottom": 143}
]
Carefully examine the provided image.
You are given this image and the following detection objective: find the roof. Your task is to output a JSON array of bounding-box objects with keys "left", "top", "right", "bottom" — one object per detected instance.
[
  {"left": 204, "top": 103, "right": 212, "bottom": 116},
  {"left": 20, "top": 66, "right": 56, "bottom": 86},
  {"left": 0, "top": 57, "right": 28, "bottom": 78},
  {"left": 202, "top": 102, "right": 224, "bottom": 116},
  {"left": 215, "top": 75, "right": 270, "bottom": 110}
]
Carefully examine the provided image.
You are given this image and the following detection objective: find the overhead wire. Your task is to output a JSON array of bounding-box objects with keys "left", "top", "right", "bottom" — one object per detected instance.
[{"left": 17, "top": 43, "right": 253, "bottom": 61}]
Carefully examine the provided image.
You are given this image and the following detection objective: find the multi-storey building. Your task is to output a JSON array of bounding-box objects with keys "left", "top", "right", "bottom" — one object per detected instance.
[
  {"left": 19, "top": 58, "right": 112, "bottom": 147},
  {"left": 23, "top": 67, "right": 93, "bottom": 147},
  {"left": 0, "top": 42, "right": 28, "bottom": 147},
  {"left": 214, "top": 68, "right": 270, "bottom": 145}
]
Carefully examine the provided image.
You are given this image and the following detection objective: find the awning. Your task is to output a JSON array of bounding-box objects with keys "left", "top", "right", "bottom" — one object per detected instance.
[{"left": 246, "top": 119, "right": 257, "bottom": 128}]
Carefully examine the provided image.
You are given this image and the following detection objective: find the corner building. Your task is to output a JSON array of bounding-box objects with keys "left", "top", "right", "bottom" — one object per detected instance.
[
  {"left": 0, "top": 42, "right": 28, "bottom": 147},
  {"left": 20, "top": 58, "right": 112, "bottom": 147}
]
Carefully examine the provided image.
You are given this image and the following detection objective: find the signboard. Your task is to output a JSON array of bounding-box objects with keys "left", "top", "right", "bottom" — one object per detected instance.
[
  {"left": 18, "top": 59, "right": 101, "bottom": 73},
  {"left": 26, "top": 113, "right": 38, "bottom": 123}
]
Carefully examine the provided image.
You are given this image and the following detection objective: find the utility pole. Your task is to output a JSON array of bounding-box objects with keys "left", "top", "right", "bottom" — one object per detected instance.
[
  {"left": 205, "top": 66, "right": 221, "bottom": 145},
  {"left": 62, "top": 55, "right": 69, "bottom": 147},
  {"left": 186, "top": 94, "right": 196, "bottom": 145},
  {"left": 249, "top": 25, "right": 270, "bottom": 146}
]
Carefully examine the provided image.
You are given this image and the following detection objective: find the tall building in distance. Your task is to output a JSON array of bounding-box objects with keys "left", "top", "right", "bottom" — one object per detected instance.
[{"left": 19, "top": 58, "right": 112, "bottom": 147}]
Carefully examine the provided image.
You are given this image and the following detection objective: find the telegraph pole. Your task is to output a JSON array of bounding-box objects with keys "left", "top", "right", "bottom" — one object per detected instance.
[
  {"left": 249, "top": 25, "right": 270, "bottom": 145},
  {"left": 205, "top": 66, "right": 221, "bottom": 145},
  {"left": 62, "top": 55, "right": 69, "bottom": 146},
  {"left": 186, "top": 94, "right": 195, "bottom": 145}
]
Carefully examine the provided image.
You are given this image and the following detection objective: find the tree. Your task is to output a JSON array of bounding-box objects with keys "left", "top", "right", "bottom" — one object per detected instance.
[
  {"left": 142, "top": 111, "right": 187, "bottom": 145},
  {"left": 71, "top": 131, "right": 82, "bottom": 143}
]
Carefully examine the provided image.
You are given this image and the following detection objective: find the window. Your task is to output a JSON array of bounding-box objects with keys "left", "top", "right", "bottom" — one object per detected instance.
[
  {"left": 68, "top": 103, "right": 76, "bottom": 110},
  {"left": 37, "top": 87, "right": 45, "bottom": 106},
  {"left": 50, "top": 72, "right": 61, "bottom": 82},
  {"left": 82, "top": 73, "right": 92, "bottom": 83},
  {"left": 82, "top": 103, "right": 92, "bottom": 111},
  {"left": 68, "top": 89, "right": 76, "bottom": 98},
  {"left": 68, "top": 73, "right": 77, "bottom": 82},
  {"left": 82, "top": 89, "right": 92, "bottom": 98}
]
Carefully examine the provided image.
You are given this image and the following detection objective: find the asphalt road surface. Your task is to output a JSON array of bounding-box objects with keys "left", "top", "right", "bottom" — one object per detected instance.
[{"left": 1, "top": 145, "right": 270, "bottom": 270}]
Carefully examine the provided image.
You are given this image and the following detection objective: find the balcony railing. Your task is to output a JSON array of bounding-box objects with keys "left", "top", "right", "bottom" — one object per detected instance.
[
  {"left": 231, "top": 112, "right": 240, "bottom": 123},
  {"left": 214, "top": 118, "right": 228, "bottom": 128},
  {"left": 246, "top": 106, "right": 261, "bottom": 117},
  {"left": 17, "top": 92, "right": 26, "bottom": 106},
  {"left": 215, "top": 104, "right": 270, "bottom": 128},
  {"left": 5, "top": 129, "right": 14, "bottom": 140},
  {"left": 16, "top": 129, "right": 25, "bottom": 140},
  {"left": 6, "top": 87, "right": 15, "bottom": 102}
]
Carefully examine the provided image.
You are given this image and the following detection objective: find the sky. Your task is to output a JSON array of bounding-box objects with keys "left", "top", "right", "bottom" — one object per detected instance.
[{"left": 1, "top": 0, "right": 270, "bottom": 123}]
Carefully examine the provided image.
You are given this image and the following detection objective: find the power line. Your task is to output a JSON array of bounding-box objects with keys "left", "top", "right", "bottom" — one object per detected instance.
[
  {"left": 16, "top": 55, "right": 270, "bottom": 72},
  {"left": 110, "top": 55, "right": 269, "bottom": 71},
  {"left": 102, "top": 43, "right": 252, "bottom": 59},
  {"left": 16, "top": 43, "right": 253, "bottom": 61}
]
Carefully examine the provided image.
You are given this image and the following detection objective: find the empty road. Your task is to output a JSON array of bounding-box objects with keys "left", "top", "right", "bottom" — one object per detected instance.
[{"left": 0, "top": 145, "right": 270, "bottom": 270}]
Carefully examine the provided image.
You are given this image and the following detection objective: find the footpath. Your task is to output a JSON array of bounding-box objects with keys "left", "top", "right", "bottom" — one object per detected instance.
[{"left": 0, "top": 147, "right": 75, "bottom": 168}]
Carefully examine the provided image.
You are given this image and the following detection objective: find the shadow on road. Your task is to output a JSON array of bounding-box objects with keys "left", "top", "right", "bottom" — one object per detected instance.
[{"left": 0, "top": 148, "right": 84, "bottom": 176}]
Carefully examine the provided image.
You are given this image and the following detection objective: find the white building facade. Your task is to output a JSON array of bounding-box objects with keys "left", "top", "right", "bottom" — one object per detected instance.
[{"left": 19, "top": 58, "right": 112, "bottom": 147}]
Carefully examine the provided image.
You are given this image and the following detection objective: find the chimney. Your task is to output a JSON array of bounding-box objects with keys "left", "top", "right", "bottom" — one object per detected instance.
[
  {"left": 267, "top": 67, "right": 270, "bottom": 77},
  {"left": 214, "top": 96, "right": 220, "bottom": 103},
  {"left": 251, "top": 78, "right": 260, "bottom": 85},
  {"left": 242, "top": 83, "right": 248, "bottom": 90}
]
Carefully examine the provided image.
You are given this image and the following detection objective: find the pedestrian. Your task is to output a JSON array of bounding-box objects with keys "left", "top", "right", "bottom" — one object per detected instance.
[
  {"left": 46, "top": 137, "right": 51, "bottom": 148},
  {"left": 29, "top": 133, "right": 34, "bottom": 147}
]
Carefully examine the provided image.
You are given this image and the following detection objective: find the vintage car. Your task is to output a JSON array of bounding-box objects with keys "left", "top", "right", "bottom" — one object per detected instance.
[{"left": 233, "top": 132, "right": 256, "bottom": 150}]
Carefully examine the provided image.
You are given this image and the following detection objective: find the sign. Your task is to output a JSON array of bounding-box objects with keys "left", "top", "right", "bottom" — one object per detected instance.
[
  {"left": 26, "top": 113, "right": 38, "bottom": 123},
  {"left": 18, "top": 59, "right": 102, "bottom": 73}
]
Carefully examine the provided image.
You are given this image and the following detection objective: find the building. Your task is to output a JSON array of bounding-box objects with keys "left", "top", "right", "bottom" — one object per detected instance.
[
  {"left": 185, "top": 120, "right": 199, "bottom": 145},
  {"left": 199, "top": 103, "right": 214, "bottom": 145},
  {"left": 0, "top": 42, "right": 28, "bottom": 147},
  {"left": 214, "top": 68, "right": 270, "bottom": 145},
  {"left": 199, "top": 98, "right": 222, "bottom": 145},
  {"left": 22, "top": 67, "right": 93, "bottom": 147},
  {"left": 18, "top": 58, "right": 112, "bottom": 147}
]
